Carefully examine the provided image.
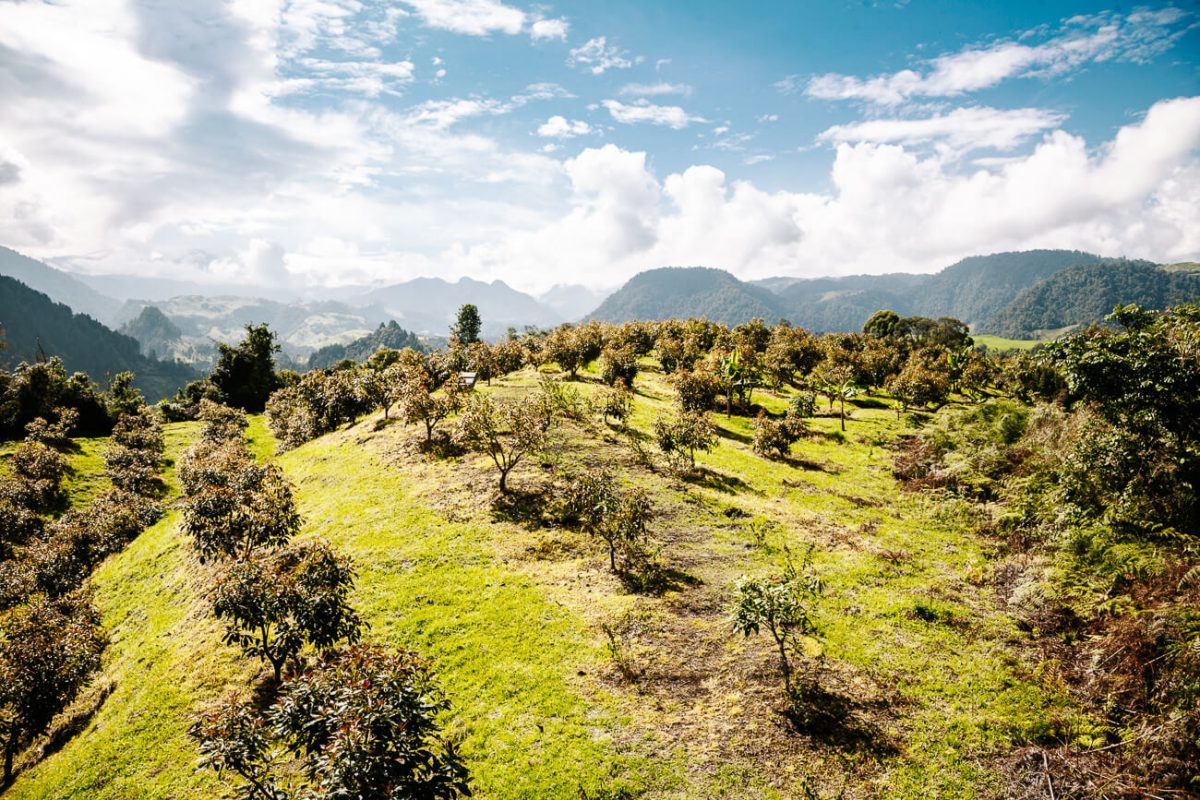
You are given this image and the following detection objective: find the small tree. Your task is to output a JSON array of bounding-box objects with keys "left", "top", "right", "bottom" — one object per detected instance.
[
  {"left": 0, "top": 592, "right": 107, "bottom": 783},
  {"left": 453, "top": 393, "right": 554, "bottom": 493},
  {"left": 885, "top": 358, "right": 951, "bottom": 418},
  {"left": 730, "top": 554, "right": 822, "bottom": 696},
  {"left": 451, "top": 303, "right": 482, "bottom": 345},
  {"left": 596, "top": 380, "right": 633, "bottom": 426},
  {"left": 653, "top": 411, "right": 717, "bottom": 473},
  {"left": 752, "top": 412, "right": 805, "bottom": 460},
  {"left": 7, "top": 442, "right": 67, "bottom": 513},
  {"left": 181, "top": 458, "right": 301, "bottom": 561},
  {"left": 399, "top": 372, "right": 463, "bottom": 444},
  {"left": 672, "top": 367, "right": 723, "bottom": 413},
  {"left": 191, "top": 645, "right": 470, "bottom": 800},
  {"left": 196, "top": 400, "right": 249, "bottom": 444},
  {"left": 211, "top": 541, "right": 362, "bottom": 682},
  {"left": 354, "top": 363, "right": 406, "bottom": 420},
  {"left": 598, "top": 345, "right": 639, "bottom": 387}
]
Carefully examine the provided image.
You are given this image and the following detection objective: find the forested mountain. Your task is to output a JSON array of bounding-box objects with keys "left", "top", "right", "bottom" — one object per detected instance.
[
  {"left": 988, "top": 261, "right": 1200, "bottom": 337},
  {"left": 307, "top": 321, "right": 424, "bottom": 369},
  {"left": 590, "top": 251, "right": 1172, "bottom": 332},
  {"left": 119, "top": 305, "right": 184, "bottom": 359},
  {"left": 590, "top": 267, "right": 785, "bottom": 325},
  {"left": 911, "top": 249, "right": 1111, "bottom": 327},
  {"left": 0, "top": 246, "right": 122, "bottom": 324},
  {"left": 361, "top": 276, "right": 561, "bottom": 337},
  {"left": 0, "top": 276, "right": 196, "bottom": 399}
]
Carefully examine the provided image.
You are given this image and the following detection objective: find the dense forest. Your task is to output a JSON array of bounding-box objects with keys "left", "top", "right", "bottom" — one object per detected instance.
[
  {"left": 988, "top": 261, "right": 1200, "bottom": 336},
  {"left": 1, "top": 297, "right": 1196, "bottom": 798}
]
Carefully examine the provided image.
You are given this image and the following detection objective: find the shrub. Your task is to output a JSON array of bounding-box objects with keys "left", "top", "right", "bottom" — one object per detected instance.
[
  {"left": 7, "top": 442, "right": 67, "bottom": 513},
  {"left": 181, "top": 453, "right": 301, "bottom": 562},
  {"left": 191, "top": 645, "right": 470, "bottom": 800},
  {"left": 598, "top": 345, "right": 639, "bottom": 387},
  {"left": 751, "top": 412, "right": 805, "bottom": 460},
  {"left": 653, "top": 411, "right": 717, "bottom": 473},
  {"left": 672, "top": 368, "right": 722, "bottom": 413},
  {"left": 0, "top": 591, "right": 107, "bottom": 782},
  {"left": 596, "top": 381, "right": 633, "bottom": 426},
  {"left": 22, "top": 407, "right": 78, "bottom": 450},
  {"left": 196, "top": 400, "right": 249, "bottom": 444},
  {"left": 211, "top": 541, "right": 362, "bottom": 681}
]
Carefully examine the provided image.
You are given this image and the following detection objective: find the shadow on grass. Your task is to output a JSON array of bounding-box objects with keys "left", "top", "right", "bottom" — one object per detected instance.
[
  {"left": 683, "top": 467, "right": 755, "bottom": 495},
  {"left": 780, "top": 455, "right": 841, "bottom": 474},
  {"left": 418, "top": 433, "right": 464, "bottom": 459},
  {"left": 490, "top": 487, "right": 554, "bottom": 529},
  {"left": 619, "top": 564, "right": 702, "bottom": 596},
  {"left": 785, "top": 683, "right": 898, "bottom": 760},
  {"left": 714, "top": 423, "right": 752, "bottom": 445}
]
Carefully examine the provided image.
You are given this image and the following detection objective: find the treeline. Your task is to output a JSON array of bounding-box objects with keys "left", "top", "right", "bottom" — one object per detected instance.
[
  {"left": 894, "top": 305, "right": 1200, "bottom": 795},
  {"left": 178, "top": 401, "right": 470, "bottom": 798},
  {"left": 0, "top": 397, "right": 165, "bottom": 782},
  {"left": 306, "top": 320, "right": 423, "bottom": 370}
]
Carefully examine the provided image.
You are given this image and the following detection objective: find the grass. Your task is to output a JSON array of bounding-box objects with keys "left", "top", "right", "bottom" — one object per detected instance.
[
  {"left": 6, "top": 364, "right": 1098, "bottom": 799},
  {"left": 972, "top": 334, "right": 1043, "bottom": 352}
]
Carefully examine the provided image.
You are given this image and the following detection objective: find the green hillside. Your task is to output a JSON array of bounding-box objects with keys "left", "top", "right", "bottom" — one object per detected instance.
[
  {"left": 9, "top": 366, "right": 1096, "bottom": 799},
  {"left": 0, "top": 276, "right": 198, "bottom": 400},
  {"left": 590, "top": 267, "right": 785, "bottom": 325},
  {"left": 987, "top": 261, "right": 1200, "bottom": 337}
]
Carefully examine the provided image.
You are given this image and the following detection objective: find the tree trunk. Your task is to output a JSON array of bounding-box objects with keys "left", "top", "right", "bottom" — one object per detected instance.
[
  {"left": 839, "top": 397, "right": 846, "bottom": 431},
  {"left": 609, "top": 541, "right": 616, "bottom": 572},
  {"left": 4, "top": 737, "right": 15, "bottom": 784},
  {"left": 773, "top": 632, "right": 792, "bottom": 695},
  {"left": 498, "top": 468, "right": 509, "bottom": 494}
]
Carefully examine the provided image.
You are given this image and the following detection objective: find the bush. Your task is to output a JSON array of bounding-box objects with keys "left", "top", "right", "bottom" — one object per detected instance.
[
  {"left": 672, "top": 368, "right": 722, "bottom": 413},
  {"left": 0, "top": 591, "right": 107, "bottom": 782},
  {"left": 191, "top": 645, "right": 470, "bottom": 800},
  {"left": 181, "top": 450, "right": 301, "bottom": 561},
  {"left": 211, "top": 540, "right": 362, "bottom": 681},
  {"left": 7, "top": 442, "right": 67, "bottom": 513},
  {"left": 653, "top": 411, "right": 717, "bottom": 473},
  {"left": 598, "top": 345, "right": 639, "bottom": 387},
  {"left": 751, "top": 412, "right": 805, "bottom": 460},
  {"left": 595, "top": 381, "right": 633, "bottom": 426}
]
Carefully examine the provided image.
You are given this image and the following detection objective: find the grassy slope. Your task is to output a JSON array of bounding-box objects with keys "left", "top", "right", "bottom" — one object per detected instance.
[
  {"left": 972, "top": 334, "right": 1041, "bottom": 352},
  {"left": 8, "top": 366, "right": 1090, "bottom": 799}
]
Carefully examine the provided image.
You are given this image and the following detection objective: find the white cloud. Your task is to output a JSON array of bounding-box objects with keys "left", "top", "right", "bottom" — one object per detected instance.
[
  {"left": 774, "top": 75, "right": 802, "bottom": 95},
  {"left": 602, "top": 100, "right": 706, "bottom": 129},
  {"left": 757, "top": 113, "right": 780, "bottom": 123},
  {"left": 818, "top": 106, "right": 1068, "bottom": 154},
  {"left": 537, "top": 116, "right": 592, "bottom": 138},
  {"left": 530, "top": 18, "right": 569, "bottom": 41},
  {"left": 808, "top": 8, "right": 1194, "bottom": 105},
  {"left": 399, "top": 0, "right": 526, "bottom": 36},
  {"left": 568, "top": 36, "right": 637, "bottom": 74},
  {"left": 620, "top": 82, "right": 693, "bottom": 97},
  {"left": 744, "top": 154, "right": 775, "bottom": 165},
  {"left": 439, "top": 97, "right": 1200, "bottom": 289}
]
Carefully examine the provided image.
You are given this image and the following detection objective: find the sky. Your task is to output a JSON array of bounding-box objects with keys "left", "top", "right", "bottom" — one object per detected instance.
[{"left": 0, "top": 0, "right": 1198, "bottom": 294}]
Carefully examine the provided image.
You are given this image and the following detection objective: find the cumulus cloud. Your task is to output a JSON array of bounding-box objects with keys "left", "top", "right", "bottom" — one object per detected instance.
[
  {"left": 808, "top": 7, "right": 1194, "bottom": 105},
  {"left": 602, "top": 99, "right": 706, "bottom": 129},
  {"left": 530, "top": 18, "right": 569, "bottom": 41},
  {"left": 443, "top": 97, "right": 1200, "bottom": 288},
  {"left": 568, "top": 36, "right": 638, "bottom": 74},
  {"left": 537, "top": 116, "right": 592, "bottom": 138},
  {"left": 399, "top": 0, "right": 525, "bottom": 36},
  {"left": 818, "top": 106, "right": 1068, "bottom": 154}
]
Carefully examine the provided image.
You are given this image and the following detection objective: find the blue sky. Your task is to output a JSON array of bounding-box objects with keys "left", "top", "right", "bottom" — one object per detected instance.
[{"left": 0, "top": 0, "right": 1197, "bottom": 292}]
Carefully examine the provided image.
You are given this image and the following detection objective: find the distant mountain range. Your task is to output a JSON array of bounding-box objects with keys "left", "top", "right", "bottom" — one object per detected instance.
[
  {"left": 591, "top": 250, "right": 1194, "bottom": 335},
  {"left": 5, "top": 245, "right": 1200, "bottom": 393},
  {"left": 0, "top": 275, "right": 197, "bottom": 400}
]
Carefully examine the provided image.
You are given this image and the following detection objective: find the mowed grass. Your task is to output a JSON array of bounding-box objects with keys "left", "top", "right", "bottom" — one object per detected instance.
[{"left": 7, "top": 363, "right": 1091, "bottom": 799}]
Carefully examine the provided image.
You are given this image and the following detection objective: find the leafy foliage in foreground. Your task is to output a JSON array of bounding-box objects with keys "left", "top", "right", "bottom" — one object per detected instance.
[{"left": 191, "top": 645, "right": 469, "bottom": 800}]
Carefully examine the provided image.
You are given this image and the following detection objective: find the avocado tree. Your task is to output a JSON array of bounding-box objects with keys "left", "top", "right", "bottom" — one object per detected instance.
[
  {"left": 453, "top": 393, "right": 554, "bottom": 493},
  {"left": 211, "top": 541, "right": 362, "bottom": 681},
  {"left": 191, "top": 645, "right": 470, "bottom": 800},
  {"left": 0, "top": 592, "right": 107, "bottom": 783},
  {"left": 730, "top": 555, "right": 823, "bottom": 697}
]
